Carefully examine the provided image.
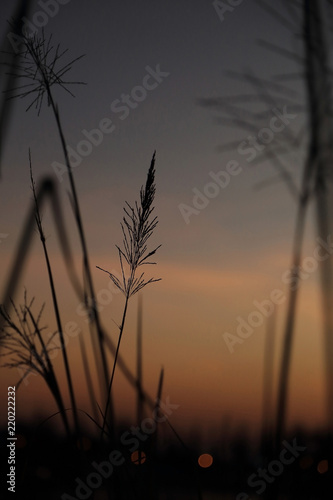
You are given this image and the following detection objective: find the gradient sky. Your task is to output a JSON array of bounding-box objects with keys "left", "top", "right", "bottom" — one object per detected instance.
[{"left": 0, "top": 0, "right": 330, "bottom": 444}]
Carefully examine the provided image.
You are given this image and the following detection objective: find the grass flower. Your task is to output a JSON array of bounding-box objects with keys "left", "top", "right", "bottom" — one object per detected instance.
[
  {"left": 0, "top": 293, "right": 70, "bottom": 435},
  {"left": 97, "top": 151, "right": 161, "bottom": 298},
  {"left": 3, "top": 29, "right": 85, "bottom": 114},
  {"left": 97, "top": 152, "right": 161, "bottom": 438},
  {"left": 2, "top": 28, "right": 111, "bottom": 409}
]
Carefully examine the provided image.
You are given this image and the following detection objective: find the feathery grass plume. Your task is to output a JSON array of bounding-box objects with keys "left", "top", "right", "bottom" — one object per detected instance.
[
  {"left": 97, "top": 151, "right": 161, "bottom": 438},
  {"left": 2, "top": 29, "right": 85, "bottom": 115},
  {"left": 98, "top": 151, "right": 161, "bottom": 298},
  {"left": 1, "top": 29, "right": 112, "bottom": 411},
  {"left": 0, "top": 293, "right": 70, "bottom": 436}
]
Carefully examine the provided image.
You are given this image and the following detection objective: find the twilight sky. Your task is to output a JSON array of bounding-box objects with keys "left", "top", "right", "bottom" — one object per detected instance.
[{"left": 0, "top": 0, "right": 330, "bottom": 443}]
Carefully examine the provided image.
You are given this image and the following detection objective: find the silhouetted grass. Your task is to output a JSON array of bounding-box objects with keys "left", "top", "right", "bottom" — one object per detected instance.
[
  {"left": 1, "top": 2, "right": 333, "bottom": 499},
  {"left": 97, "top": 151, "right": 161, "bottom": 439}
]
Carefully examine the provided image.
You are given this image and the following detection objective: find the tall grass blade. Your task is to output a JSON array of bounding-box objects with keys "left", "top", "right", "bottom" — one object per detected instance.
[{"left": 29, "top": 152, "right": 80, "bottom": 439}]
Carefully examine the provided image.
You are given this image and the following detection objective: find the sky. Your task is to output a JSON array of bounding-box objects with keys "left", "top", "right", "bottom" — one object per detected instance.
[{"left": 0, "top": 0, "right": 331, "bottom": 445}]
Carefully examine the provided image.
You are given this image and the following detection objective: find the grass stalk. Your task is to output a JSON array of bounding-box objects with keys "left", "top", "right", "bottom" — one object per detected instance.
[
  {"left": 78, "top": 334, "right": 100, "bottom": 426},
  {"left": 275, "top": 179, "right": 311, "bottom": 449},
  {"left": 100, "top": 294, "right": 129, "bottom": 439},
  {"left": 11, "top": 31, "right": 112, "bottom": 409},
  {"left": 98, "top": 152, "right": 160, "bottom": 439},
  {"left": 0, "top": 296, "right": 71, "bottom": 437},
  {"left": 29, "top": 152, "right": 80, "bottom": 439},
  {"left": 261, "top": 312, "right": 275, "bottom": 450},
  {"left": 27, "top": 305, "right": 71, "bottom": 436},
  {"left": 47, "top": 88, "right": 111, "bottom": 408},
  {"left": 304, "top": 0, "right": 333, "bottom": 435},
  {"left": 136, "top": 294, "right": 144, "bottom": 430},
  {"left": 275, "top": 0, "right": 332, "bottom": 449}
]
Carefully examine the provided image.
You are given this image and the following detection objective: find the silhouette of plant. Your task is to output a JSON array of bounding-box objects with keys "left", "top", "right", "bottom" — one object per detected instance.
[
  {"left": 3, "top": 29, "right": 85, "bottom": 114},
  {"left": 97, "top": 152, "right": 161, "bottom": 438},
  {"left": 0, "top": 292, "right": 70, "bottom": 435}
]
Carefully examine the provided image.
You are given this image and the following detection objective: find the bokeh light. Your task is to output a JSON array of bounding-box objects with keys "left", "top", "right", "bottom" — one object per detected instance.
[
  {"left": 317, "top": 460, "right": 329, "bottom": 474},
  {"left": 131, "top": 450, "right": 146, "bottom": 465},
  {"left": 198, "top": 453, "right": 213, "bottom": 468}
]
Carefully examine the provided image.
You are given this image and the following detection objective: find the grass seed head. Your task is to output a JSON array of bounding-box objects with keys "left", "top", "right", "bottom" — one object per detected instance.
[{"left": 97, "top": 152, "right": 161, "bottom": 298}]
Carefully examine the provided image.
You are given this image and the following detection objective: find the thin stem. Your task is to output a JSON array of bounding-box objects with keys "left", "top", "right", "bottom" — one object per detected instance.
[
  {"left": 79, "top": 334, "right": 100, "bottom": 426},
  {"left": 305, "top": 0, "right": 333, "bottom": 436},
  {"left": 275, "top": 0, "right": 329, "bottom": 449},
  {"left": 275, "top": 184, "right": 311, "bottom": 450},
  {"left": 38, "top": 69, "right": 111, "bottom": 411},
  {"left": 30, "top": 153, "right": 80, "bottom": 439},
  {"left": 136, "top": 294, "right": 144, "bottom": 427},
  {"left": 27, "top": 307, "right": 70, "bottom": 437},
  {"left": 261, "top": 312, "right": 275, "bottom": 450},
  {"left": 101, "top": 293, "right": 130, "bottom": 440}
]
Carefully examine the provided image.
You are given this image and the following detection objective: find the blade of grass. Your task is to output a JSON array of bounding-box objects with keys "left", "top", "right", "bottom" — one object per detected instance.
[{"left": 30, "top": 151, "right": 80, "bottom": 439}]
